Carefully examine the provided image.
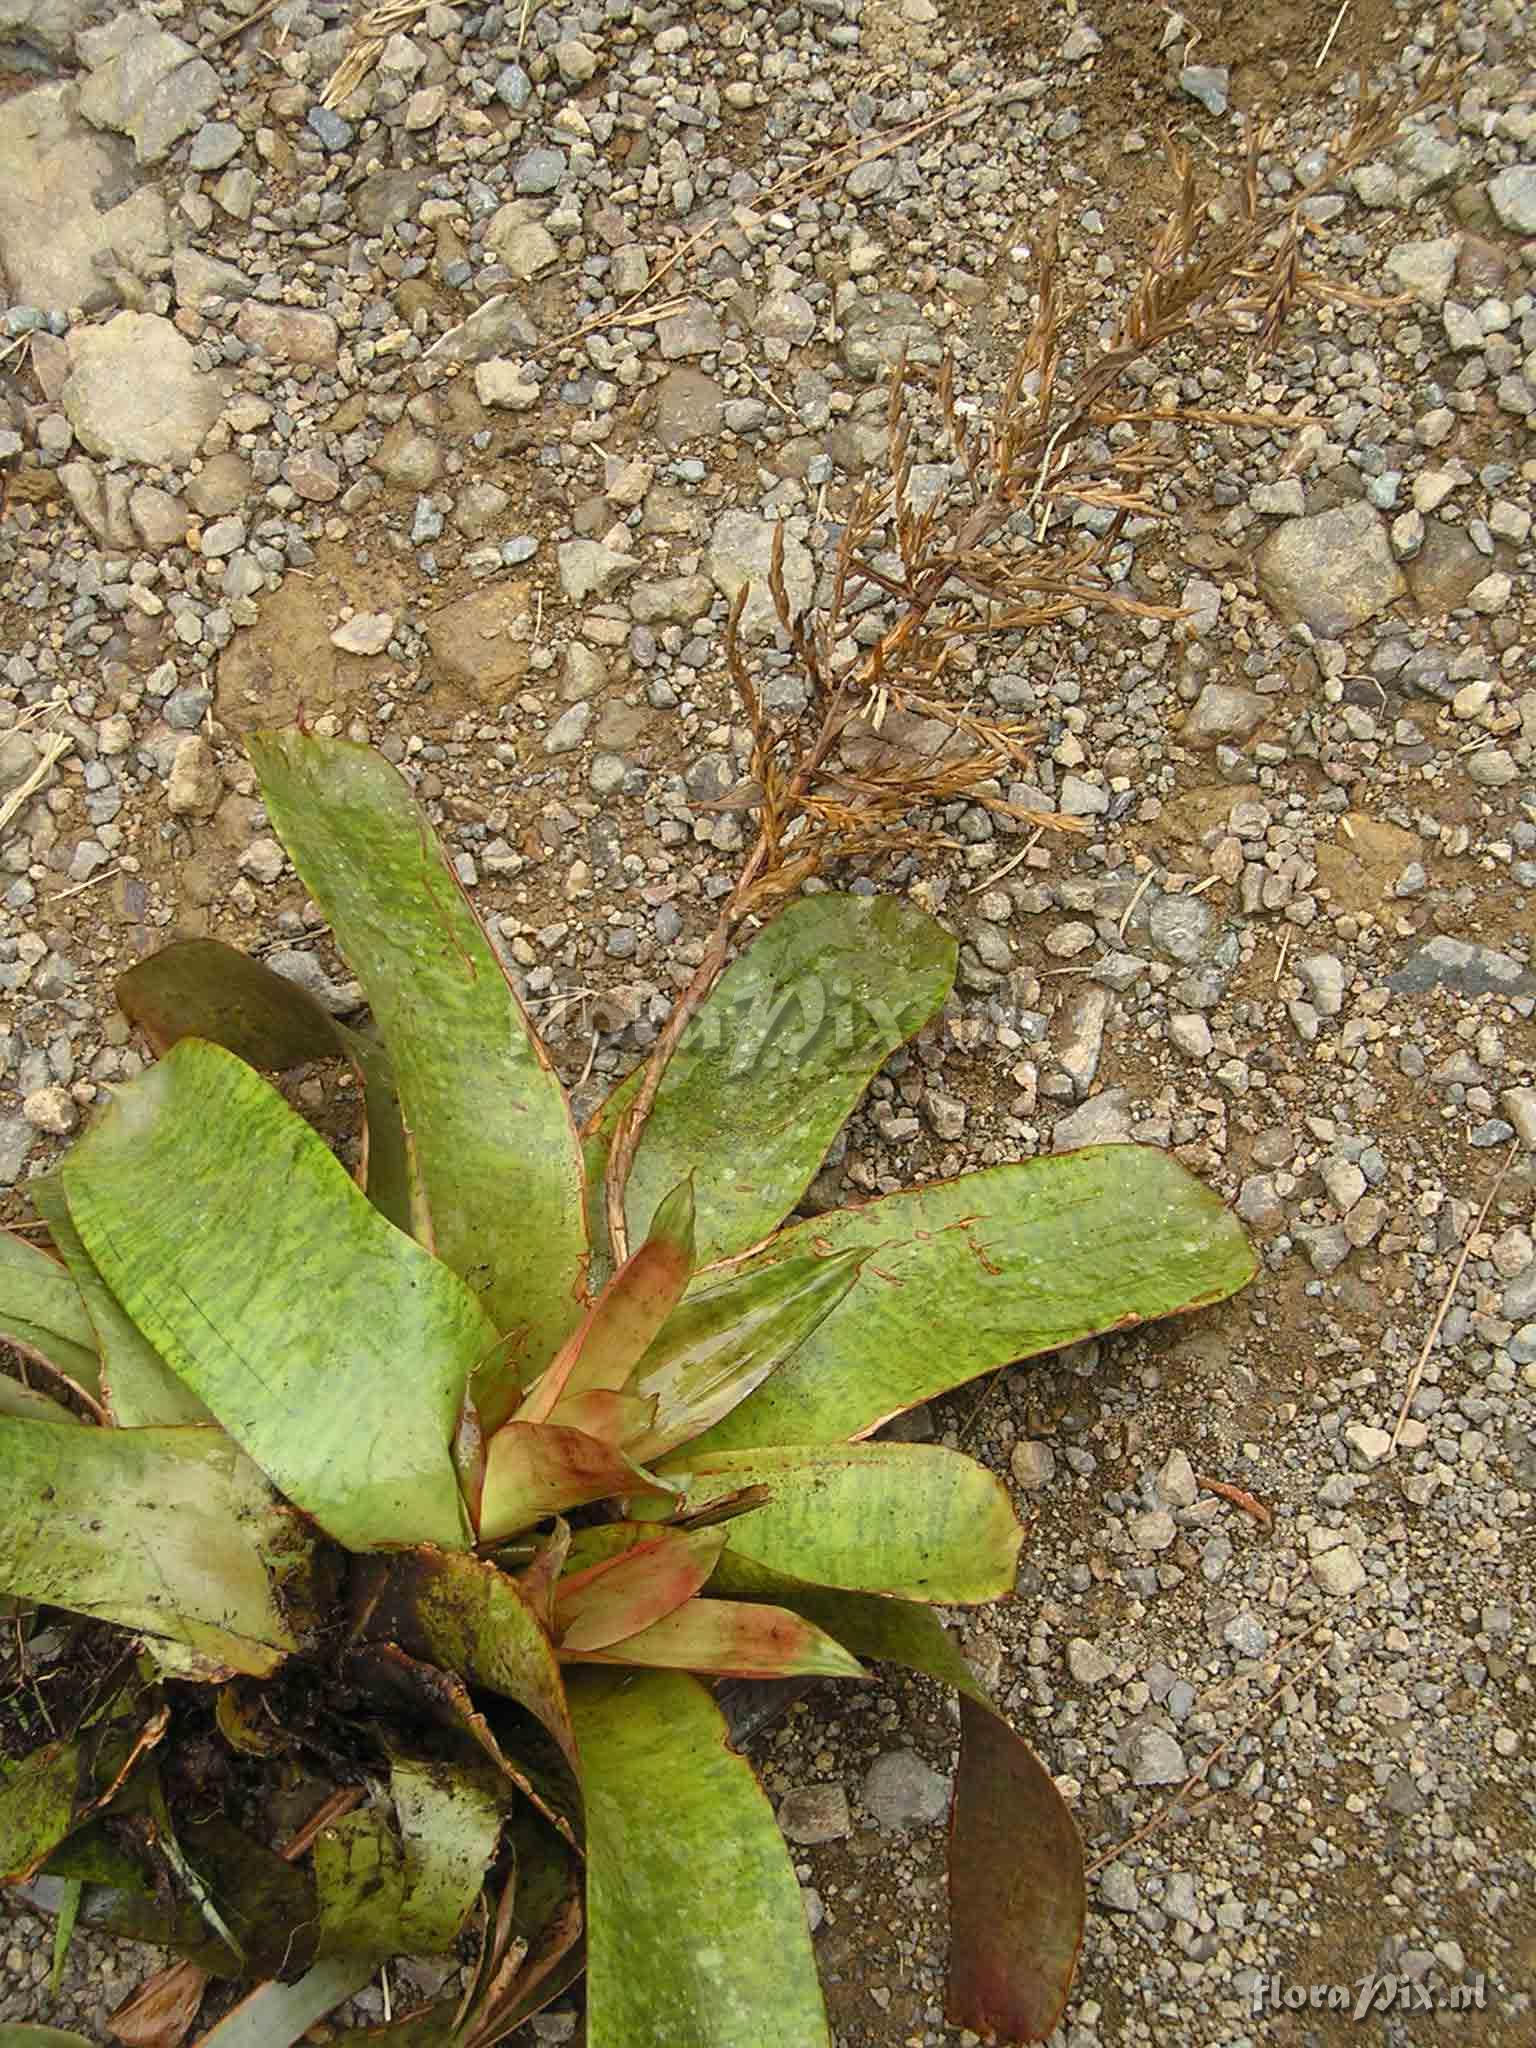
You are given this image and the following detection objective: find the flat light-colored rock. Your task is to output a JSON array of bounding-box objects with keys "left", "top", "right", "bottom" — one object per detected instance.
[
  {"left": 557, "top": 540, "right": 638, "bottom": 602},
  {"left": 330, "top": 612, "right": 394, "bottom": 656},
  {"left": 77, "top": 12, "right": 219, "bottom": 164},
  {"left": 63, "top": 312, "right": 221, "bottom": 467},
  {"left": 424, "top": 585, "right": 532, "bottom": 701},
  {"left": 1255, "top": 503, "right": 1406, "bottom": 636},
  {"left": 706, "top": 510, "right": 813, "bottom": 642},
  {"left": 1384, "top": 236, "right": 1459, "bottom": 309},
  {"left": 165, "top": 734, "right": 221, "bottom": 816},
  {"left": 0, "top": 83, "right": 168, "bottom": 313}
]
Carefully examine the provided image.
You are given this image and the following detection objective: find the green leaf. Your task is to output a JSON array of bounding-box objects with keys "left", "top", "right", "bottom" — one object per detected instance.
[
  {"left": 249, "top": 731, "right": 589, "bottom": 1387},
  {"left": 28, "top": 1177, "right": 207, "bottom": 1428},
  {"left": 648, "top": 1441, "right": 1020, "bottom": 1602},
  {"left": 190, "top": 1956, "right": 382, "bottom": 2047},
  {"left": 116, "top": 934, "right": 414, "bottom": 1233},
  {"left": 565, "top": 1596, "right": 866, "bottom": 1680},
  {"left": 315, "top": 1808, "right": 408, "bottom": 1957},
  {"left": 0, "top": 1227, "right": 101, "bottom": 1400},
  {"left": 627, "top": 1246, "right": 864, "bottom": 1461},
  {"left": 686, "top": 1148, "right": 1258, "bottom": 1451},
  {"left": 346, "top": 1643, "right": 575, "bottom": 1846},
  {"left": 567, "top": 1669, "right": 831, "bottom": 2048},
  {"left": 387, "top": 1751, "right": 513, "bottom": 1949},
  {"left": 0, "top": 1420, "right": 306, "bottom": 1676},
  {"left": 583, "top": 892, "right": 956, "bottom": 1269},
  {"left": 710, "top": 1555, "right": 1085, "bottom": 2040},
  {"left": 62, "top": 1039, "right": 493, "bottom": 1551},
  {"left": 368, "top": 1550, "right": 578, "bottom": 1779}
]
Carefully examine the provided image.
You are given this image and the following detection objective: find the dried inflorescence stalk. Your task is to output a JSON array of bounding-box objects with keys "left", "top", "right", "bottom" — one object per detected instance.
[{"left": 600, "top": 58, "right": 1457, "bottom": 1251}]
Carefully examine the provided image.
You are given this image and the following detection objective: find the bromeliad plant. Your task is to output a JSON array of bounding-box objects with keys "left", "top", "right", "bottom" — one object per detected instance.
[{"left": 0, "top": 733, "right": 1254, "bottom": 2048}]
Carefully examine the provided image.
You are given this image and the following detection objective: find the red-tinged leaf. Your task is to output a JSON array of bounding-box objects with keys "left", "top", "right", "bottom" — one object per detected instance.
[
  {"left": 709, "top": 1553, "right": 1085, "bottom": 2041},
  {"left": 562, "top": 1597, "right": 866, "bottom": 1680},
  {"left": 479, "top": 1420, "right": 673, "bottom": 1545},
  {"left": 516, "top": 1181, "right": 694, "bottom": 1426},
  {"left": 363, "top": 1550, "right": 579, "bottom": 1778},
  {"left": 947, "top": 1696, "right": 1084, "bottom": 2044},
  {"left": 544, "top": 1389, "right": 655, "bottom": 1447},
  {"left": 554, "top": 1528, "right": 727, "bottom": 1653}
]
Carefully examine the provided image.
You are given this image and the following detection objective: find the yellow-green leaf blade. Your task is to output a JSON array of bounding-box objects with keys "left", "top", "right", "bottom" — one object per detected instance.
[
  {"left": 655, "top": 1443, "right": 1021, "bottom": 1602},
  {"left": 28, "top": 1177, "right": 206, "bottom": 1429},
  {"left": 115, "top": 935, "right": 414, "bottom": 1233},
  {"left": 687, "top": 1148, "right": 1257, "bottom": 1451},
  {"left": 248, "top": 731, "right": 589, "bottom": 1384},
  {"left": 567, "top": 1668, "right": 831, "bottom": 2048},
  {"left": 583, "top": 892, "right": 956, "bottom": 1268},
  {"left": 61, "top": 1039, "right": 492, "bottom": 1550},
  {"left": 0, "top": 1420, "right": 304, "bottom": 1676},
  {"left": 0, "top": 1226, "right": 100, "bottom": 1398}
]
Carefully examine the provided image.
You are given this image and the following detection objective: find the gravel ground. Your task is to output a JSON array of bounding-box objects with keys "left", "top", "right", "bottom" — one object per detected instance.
[{"left": 3, "top": 0, "right": 1536, "bottom": 2042}]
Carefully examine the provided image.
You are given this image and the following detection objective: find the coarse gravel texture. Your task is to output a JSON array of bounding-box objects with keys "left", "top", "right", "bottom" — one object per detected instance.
[{"left": 2, "top": 0, "right": 1536, "bottom": 2044}]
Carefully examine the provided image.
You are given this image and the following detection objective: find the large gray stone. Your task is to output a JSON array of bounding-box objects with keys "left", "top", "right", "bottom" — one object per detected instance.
[
  {"left": 1255, "top": 503, "right": 1405, "bottom": 635},
  {"left": 1488, "top": 166, "right": 1536, "bottom": 237},
  {"left": 77, "top": 11, "right": 219, "bottom": 164},
  {"left": 63, "top": 311, "right": 222, "bottom": 466},
  {"left": 0, "top": 82, "right": 167, "bottom": 312},
  {"left": 0, "top": 0, "right": 96, "bottom": 63},
  {"left": 424, "top": 293, "right": 539, "bottom": 365},
  {"left": 706, "top": 510, "right": 813, "bottom": 642}
]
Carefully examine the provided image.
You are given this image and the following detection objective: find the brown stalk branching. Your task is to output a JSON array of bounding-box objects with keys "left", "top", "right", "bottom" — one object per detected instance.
[{"left": 599, "top": 59, "right": 1457, "bottom": 1254}]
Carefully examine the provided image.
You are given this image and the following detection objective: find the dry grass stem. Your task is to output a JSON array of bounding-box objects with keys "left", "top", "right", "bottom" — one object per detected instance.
[
  {"left": 1391, "top": 1144, "right": 1518, "bottom": 1450},
  {"left": 598, "top": 58, "right": 1458, "bottom": 1231}
]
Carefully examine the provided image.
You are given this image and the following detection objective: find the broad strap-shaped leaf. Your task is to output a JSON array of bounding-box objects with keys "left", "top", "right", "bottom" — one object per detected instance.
[
  {"left": 626, "top": 1246, "right": 865, "bottom": 1462},
  {"left": 567, "top": 1669, "right": 831, "bottom": 2048},
  {"left": 647, "top": 1442, "right": 1021, "bottom": 1602},
  {"left": 249, "top": 731, "right": 589, "bottom": 1390},
  {"left": 686, "top": 1148, "right": 1258, "bottom": 1451},
  {"left": 116, "top": 935, "right": 415, "bottom": 1233},
  {"left": 29, "top": 1176, "right": 206, "bottom": 1428},
  {"left": 0, "top": 1420, "right": 307, "bottom": 1677},
  {"left": 62, "top": 1040, "right": 492, "bottom": 1551},
  {"left": 479, "top": 1419, "right": 673, "bottom": 1544},
  {"left": 0, "top": 1226, "right": 101, "bottom": 1400},
  {"left": 189, "top": 1957, "right": 382, "bottom": 2047},
  {"left": 564, "top": 1596, "right": 866, "bottom": 1680},
  {"left": 948, "top": 1696, "right": 1085, "bottom": 2043},
  {"left": 519, "top": 1180, "right": 694, "bottom": 1433},
  {"left": 711, "top": 1555, "right": 1084, "bottom": 2042},
  {"left": 554, "top": 1526, "right": 727, "bottom": 1652},
  {"left": 582, "top": 892, "right": 957, "bottom": 1269},
  {"left": 366, "top": 1549, "right": 579, "bottom": 1776}
]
